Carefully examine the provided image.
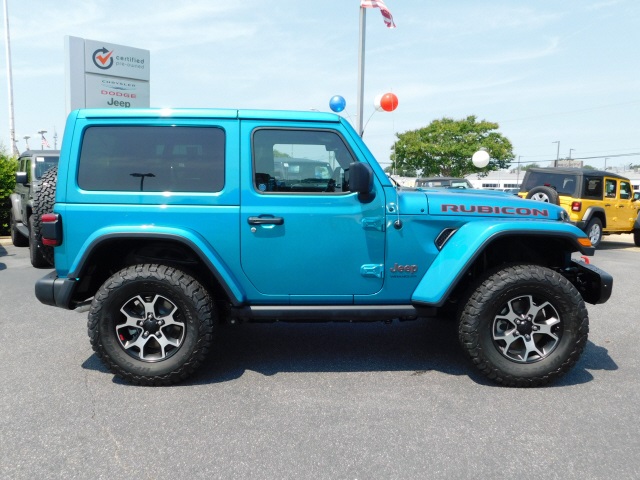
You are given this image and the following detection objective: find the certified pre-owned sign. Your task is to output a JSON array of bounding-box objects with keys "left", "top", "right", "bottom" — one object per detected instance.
[
  {"left": 92, "top": 48, "right": 114, "bottom": 69},
  {"left": 84, "top": 39, "right": 150, "bottom": 81}
]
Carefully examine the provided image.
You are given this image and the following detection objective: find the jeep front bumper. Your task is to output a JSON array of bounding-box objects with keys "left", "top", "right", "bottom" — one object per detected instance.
[{"left": 567, "top": 260, "right": 613, "bottom": 305}]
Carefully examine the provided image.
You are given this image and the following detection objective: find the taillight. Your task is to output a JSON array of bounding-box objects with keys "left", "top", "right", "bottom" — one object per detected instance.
[
  {"left": 41, "top": 213, "right": 62, "bottom": 246},
  {"left": 571, "top": 201, "right": 582, "bottom": 212}
]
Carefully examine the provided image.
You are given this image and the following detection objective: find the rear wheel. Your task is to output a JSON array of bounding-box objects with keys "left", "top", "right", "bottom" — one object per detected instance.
[
  {"left": 88, "top": 264, "right": 215, "bottom": 385},
  {"left": 458, "top": 264, "right": 588, "bottom": 387},
  {"left": 29, "top": 216, "right": 49, "bottom": 268},
  {"left": 585, "top": 218, "right": 603, "bottom": 248},
  {"left": 10, "top": 210, "right": 28, "bottom": 247}
]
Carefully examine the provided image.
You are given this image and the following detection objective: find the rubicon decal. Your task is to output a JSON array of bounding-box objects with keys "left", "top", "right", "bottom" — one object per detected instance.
[
  {"left": 441, "top": 204, "right": 549, "bottom": 217},
  {"left": 93, "top": 48, "right": 114, "bottom": 69}
]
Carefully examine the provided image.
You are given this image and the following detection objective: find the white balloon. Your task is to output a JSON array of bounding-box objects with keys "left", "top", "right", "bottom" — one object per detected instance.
[
  {"left": 472, "top": 149, "right": 490, "bottom": 168},
  {"left": 374, "top": 94, "right": 384, "bottom": 112}
]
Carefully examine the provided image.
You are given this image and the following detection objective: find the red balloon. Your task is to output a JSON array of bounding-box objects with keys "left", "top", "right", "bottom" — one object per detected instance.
[{"left": 380, "top": 93, "right": 398, "bottom": 112}]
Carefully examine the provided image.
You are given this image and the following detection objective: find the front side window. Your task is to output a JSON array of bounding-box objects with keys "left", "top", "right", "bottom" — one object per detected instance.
[
  {"left": 252, "top": 129, "right": 355, "bottom": 194},
  {"left": 605, "top": 179, "right": 617, "bottom": 198},
  {"left": 620, "top": 181, "right": 631, "bottom": 200},
  {"left": 78, "top": 126, "right": 225, "bottom": 192}
]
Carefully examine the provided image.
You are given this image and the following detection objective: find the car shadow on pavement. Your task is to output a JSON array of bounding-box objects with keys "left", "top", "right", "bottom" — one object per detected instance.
[
  {"left": 80, "top": 319, "right": 619, "bottom": 387},
  {"left": 0, "top": 244, "right": 7, "bottom": 270},
  {"left": 599, "top": 236, "right": 637, "bottom": 250},
  {"left": 550, "top": 341, "right": 618, "bottom": 388}
]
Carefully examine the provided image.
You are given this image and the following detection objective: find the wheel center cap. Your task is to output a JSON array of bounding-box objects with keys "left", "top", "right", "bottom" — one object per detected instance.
[
  {"left": 517, "top": 320, "right": 533, "bottom": 335},
  {"left": 143, "top": 318, "right": 160, "bottom": 334}
]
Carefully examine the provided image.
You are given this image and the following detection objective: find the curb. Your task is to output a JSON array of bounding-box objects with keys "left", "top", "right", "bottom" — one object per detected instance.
[{"left": 0, "top": 236, "right": 12, "bottom": 246}]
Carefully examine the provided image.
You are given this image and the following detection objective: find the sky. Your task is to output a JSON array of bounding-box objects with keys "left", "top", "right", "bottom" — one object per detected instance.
[{"left": 1, "top": 0, "right": 639, "bottom": 171}]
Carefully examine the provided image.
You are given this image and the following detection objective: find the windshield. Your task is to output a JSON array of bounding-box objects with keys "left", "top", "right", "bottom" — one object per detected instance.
[
  {"left": 522, "top": 171, "right": 578, "bottom": 196},
  {"left": 34, "top": 156, "right": 59, "bottom": 180}
]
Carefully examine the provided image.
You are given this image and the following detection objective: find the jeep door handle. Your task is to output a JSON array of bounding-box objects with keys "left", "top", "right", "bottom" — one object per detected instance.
[{"left": 248, "top": 216, "right": 284, "bottom": 225}]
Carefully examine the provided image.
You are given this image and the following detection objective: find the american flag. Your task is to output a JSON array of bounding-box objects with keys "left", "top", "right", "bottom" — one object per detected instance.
[
  {"left": 361, "top": 0, "right": 396, "bottom": 28},
  {"left": 41, "top": 136, "right": 51, "bottom": 148}
]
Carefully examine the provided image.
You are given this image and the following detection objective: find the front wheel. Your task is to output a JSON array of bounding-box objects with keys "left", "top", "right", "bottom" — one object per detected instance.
[
  {"left": 458, "top": 264, "right": 588, "bottom": 387},
  {"left": 10, "top": 210, "right": 28, "bottom": 247},
  {"left": 88, "top": 264, "right": 215, "bottom": 385},
  {"left": 634, "top": 229, "right": 640, "bottom": 247}
]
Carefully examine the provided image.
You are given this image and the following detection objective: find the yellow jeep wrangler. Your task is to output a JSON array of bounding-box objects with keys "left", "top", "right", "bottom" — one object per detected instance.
[{"left": 519, "top": 167, "right": 640, "bottom": 247}]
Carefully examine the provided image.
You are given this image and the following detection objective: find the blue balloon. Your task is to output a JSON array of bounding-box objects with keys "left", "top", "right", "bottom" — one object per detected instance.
[{"left": 329, "top": 95, "right": 346, "bottom": 113}]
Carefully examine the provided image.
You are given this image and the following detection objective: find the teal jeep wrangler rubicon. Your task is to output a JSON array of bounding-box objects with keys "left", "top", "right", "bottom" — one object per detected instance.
[{"left": 36, "top": 108, "right": 612, "bottom": 387}]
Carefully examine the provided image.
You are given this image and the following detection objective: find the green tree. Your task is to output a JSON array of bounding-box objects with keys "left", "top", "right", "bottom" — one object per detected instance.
[
  {"left": 390, "top": 116, "right": 514, "bottom": 177},
  {"left": 0, "top": 149, "right": 18, "bottom": 235},
  {"left": 273, "top": 149, "right": 292, "bottom": 158}
]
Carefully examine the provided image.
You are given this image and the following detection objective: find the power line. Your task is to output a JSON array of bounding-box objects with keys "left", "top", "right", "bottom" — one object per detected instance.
[{"left": 513, "top": 152, "right": 640, "bottom": 165}]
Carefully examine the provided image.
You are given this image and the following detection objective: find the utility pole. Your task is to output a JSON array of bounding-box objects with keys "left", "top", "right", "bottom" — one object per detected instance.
[
  {"left": 356, "top": 6, "right": 366, "bottom": 137},
  {"left": 38, "top": 130, "right": 47, "bottom": 150},
  {"left": 3, "top": 0, "right": 19, "bottom": 155},
  {"left": 569, "top": 149, "right": 575, "bottom": 160},
  {"left": 552, "top": 141, "right": 560, "bottom": 168}
]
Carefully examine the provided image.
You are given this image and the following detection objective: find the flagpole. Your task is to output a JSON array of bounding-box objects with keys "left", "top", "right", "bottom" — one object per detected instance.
[
  {"left": 356, "top": 6, "right": 366, "bottom": 137},
  {"left": 3, "top": 0, "right": 19, "bottom": 155}
]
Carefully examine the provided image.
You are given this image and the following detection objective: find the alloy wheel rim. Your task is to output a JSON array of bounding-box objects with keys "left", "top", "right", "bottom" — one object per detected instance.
[
  {"left": 115, "top": 294, "right": 185, "bottom": 362},
  {"left": 492, "top": 294, "right": 562, "bottom": 363}
]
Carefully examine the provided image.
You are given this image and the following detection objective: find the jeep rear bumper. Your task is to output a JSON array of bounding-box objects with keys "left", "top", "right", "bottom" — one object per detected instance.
[{"left": 35, "top": 271, "right": 77, "bottom": 310}]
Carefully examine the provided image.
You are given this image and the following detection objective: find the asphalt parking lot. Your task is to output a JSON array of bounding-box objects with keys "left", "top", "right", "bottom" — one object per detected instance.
[{"left": 1, "top": 235, "right": 639, "bottom": 479}]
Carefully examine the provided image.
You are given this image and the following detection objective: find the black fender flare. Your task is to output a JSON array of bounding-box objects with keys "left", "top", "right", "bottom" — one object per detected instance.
[
  {"left": 581, "top": 206, "right": 606, "bottom": 228},
  {"left": 69, "top": 232, "right": 246, "bottom": 307}
]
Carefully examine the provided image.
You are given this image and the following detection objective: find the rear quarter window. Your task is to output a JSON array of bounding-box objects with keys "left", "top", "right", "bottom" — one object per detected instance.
[
  {"left": 583, "top": 177, "right": 603, "bottom": 199},
  {"left": 77, "top": 126, "right": 225, "bottom": 192}
]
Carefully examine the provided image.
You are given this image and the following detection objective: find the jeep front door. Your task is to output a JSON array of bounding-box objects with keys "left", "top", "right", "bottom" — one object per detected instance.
[
  {"left": 612, "top": 179, "right": 637, "bottom": 231},
  {"left": 240, "top": 125, "right": 386, "bottom": 299}
]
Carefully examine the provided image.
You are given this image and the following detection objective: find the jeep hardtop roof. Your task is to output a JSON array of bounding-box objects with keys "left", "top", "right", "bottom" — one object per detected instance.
[
  {"left": 74, "top": 108, "right": 342, "bottom": 123},
  {"left": 19, "top": 149, "right": 60, "bottom": 157},
  {"left": 526, "top": 167, "right": 630, "bottom": 181}
]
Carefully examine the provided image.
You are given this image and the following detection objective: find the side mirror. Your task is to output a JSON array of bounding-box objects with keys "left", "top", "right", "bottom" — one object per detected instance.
[
  {"left": 15, "top": 172, "right": 28, "bottom": 184},
  {"left": 348, "top": 162, "right": 373, "bottom": 195}
]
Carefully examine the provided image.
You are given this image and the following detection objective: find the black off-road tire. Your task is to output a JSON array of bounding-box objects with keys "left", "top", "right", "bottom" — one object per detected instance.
[
  {"left": 88, "top": 264, "right": 215, "bottom": 385},
  {"left": 10, "top": 210, "right": 28, "bottom": 247},
  {"left": 29, "top": 216, "right": 50, "bottom": 268},
  {"left": 458, "top": 264, "right": 588, "bottom": 387},
  {"left": 32, "top": 166, "right": 58, "bottom": 266},
  {"left": 634, "top": 229, "right": 640, "bottom": 247},
  {"left": 526, "top": 186, "right": 559, "bottom": 205},
  {"left": 585, "top": 218, "right": 603, "bottom": 248}
]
